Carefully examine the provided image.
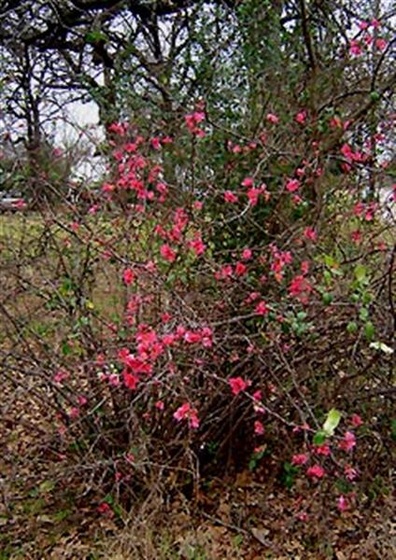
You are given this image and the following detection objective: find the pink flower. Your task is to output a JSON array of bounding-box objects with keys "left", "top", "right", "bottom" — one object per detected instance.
[
  {"left": 375, "top": 38, "right": 387, "bottom": 51},
  {"left": 306, "top": 464, "right": 325, "bottom": 479},
  {"left": 229, "top": 376, "right": 250, "bottom": 395},
  {"left": 184, "top": 331, "right": 202, "bottom": 344},
  {"left": 235, "top": 261, "right": 247, "bottom": 276},
  {"left": 303, "top": 227, "right": 317, "bottom": 241},
  {"left": 161, "top": 312, "right": 172, "bottom": 323},
  {"left": 156, "top": 181, "right": 168, "bottom": 196},
  {"left": 122, "top": 353, "right": 152, "bottom": 375},
  {"left": 296, "top": 511, "right": 309, "bottom": 522},
  {"left": 173, "top": 403, "right": 200, "bottom": 429},
  {"left": 185, "top": 111, "right": 205, "bottom": 136},
  {"left": 201, "top": 327, "right": 213, "bottom": 348},
  {"left": 185, "top": 111, "right": 205, "bottom": 128},
  {"left": 188, "top": 236, "right": 206, "bottom": 256},
  {"left": 286, "top": 179, "right": 301, "bottom": 192},
  {"left": 245, "top": 291, "right": 260, "bottom": 304},
  {"left": 242, "top": 248, "right": 252, "bottom": 261},
  {"left": 241, "top": 176, "right": 254, "bottom": 188},
  {"left": 54, "top": 370, "right": 69, "bottom": 384},
  {"left": 300, "top": 260, "right": 309, "bottom": 275},
  {"left": 351, "top": 230, "right": 362, "bottom": 244},
  {"left": 215, "top": 264, "right": 233, "bottom": 280},
  {"left": 174, "top": 403, "right": 190, "bottom": 421},
  {"left": 224, "top": 190, "right": 238, "bottom": 203},
  {"left": 97, "top": 502, "right": 114, "bottom": 517},
  {"left": 266, "top": 113, "right": 279, "bottom": 124},
  {"left": 288, "top": 275, "right": 312, "bottom": 303},
  {"left": 359, "top": 20, "right": 369, "bottom": 30},
  {"left": 162, "top": 333, "right": 176, "bottom": 346},
  {"left": 69, "top": 407, "right": 80, "bottom": 419},
  {"left": 150, "top": 137, "right": 162, "bottom": 150},
  {"left": 247, "top": 187, "right": 261, "bottom": 206},
  {"left": 144, "top": 260, "right": 156, "bottom": 273},
  {"left": 125, "top": 453, "right": 135, "bottom": 464},
  {"left": 314, "top": 444, "right": 331, "bottom": 456},
  {"left": 292, "top": 453, "right": 309, "bottom": 466},
  {"left": 255, "top": 301, "right": 269, "bottom": 315},
  {"left": 350, "top": 414, "right": 363, "bottom": 428},
  {"left": 337, "top": 495, "right": 349, "bottom": 512},
  {"left": 123, "top": 372, "right": 139, "bottom": 390},
  {"left": 254, "top": 420, "right": 265, "bottom": 435},
  {"left": 108, "top": 121, "right": 127, "bottom": 136},
  {"left": 160, "top": 244, "right": 176, "bottom": 263},
  {"left": 339, "top": 431, "right": 356, "bottom": 452},
  {"left": 123, "top": 268, "right": 135, "bottom": 285},
  {"left": 344, "top": 465, "right": 358, "bottom": 481},
  {"left": 295, "top": 111, "right": 307, "bottom": 125},
  {"left": 108, "top": 373, "right": 120, "bottom": 387},
  {"left": 349, "top": 40, "right": 363, "bottom": 56}
]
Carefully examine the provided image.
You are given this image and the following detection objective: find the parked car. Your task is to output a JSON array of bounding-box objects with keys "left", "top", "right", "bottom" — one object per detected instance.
[{"left": 0, "top": 193, "right": 28, "bottom": 212}]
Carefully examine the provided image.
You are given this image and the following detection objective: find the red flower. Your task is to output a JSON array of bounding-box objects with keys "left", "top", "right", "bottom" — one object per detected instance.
[
  {"left": 254, "top": 420, "right": 265, "bottom": 435},
  {"left": 224, "top": 190, "right": 238, "bottom": 203},
  {"left": 303, "top": 227, "right": 317, "bottom": 242},
  {"left": 339, "top": 431, "right": 356, "bottom": 452},
  {"left": 295, "top": 110, "right": 307, "bottom": 124},
  {"left": 123, "top": 268, "right": 135, "bottom": 285},
  {"left": 123, "top": 372, "right": 139, "bottom": 390},
  {"left": 314, "top": 444, "right": 331, "bottom": 456},
  {"left": 337, "top": 495, "right": 349, "bottom": 512},
  {"left": 255, "top": 301, "right": 269, "bottom": 315},
  {"left": 174, "top": 403, "right": 199, "bottom": 429},
  {"left": 292, "top": 453, "right": 309, "bottom": 466},
  {"left": 229, "top": 377, "right": 250, "bottom": 395},
  {"left": 350, "top": 414, "right": 363, "bottom": 428},
  {"left": 160, "top": 244, "right": 176, "bottom": 263},
  {"left": 306, "top": 464, "right": 325, "bottom": 479},
  {"left": 286, "top": 179, "right": 300, "bottom": 192},
  {"left": 188, "top": 236, "right": 206, "bottom": 256},
  {"left": 241, "top": 176, "right": 254, "bottom": 188},
  {"left": 235, "top": 261, "right": 247, "bottom": 276},
  {"left": 242, "top": 248, "right": 252, "bottom": 261},
  {"left": 288, "top": 275, "right": 312, "bottom": 303},
  {"left": 97, "top": 502, "right": 114, "bottom": 517},
  {"left": 266, "top": 113, "right": 279, "bottom": 124}
]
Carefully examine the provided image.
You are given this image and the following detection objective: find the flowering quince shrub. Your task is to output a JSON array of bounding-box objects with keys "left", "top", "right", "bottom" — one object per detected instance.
[{"left": 0, "top": 95, "right": 394, "bottom": 518}]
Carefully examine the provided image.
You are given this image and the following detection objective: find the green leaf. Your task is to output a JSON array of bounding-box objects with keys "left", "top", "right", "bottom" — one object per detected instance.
[
  {"left": 364, "top": 321, "right": 375, "bottom": 340},
  {"left": 61, "top": 341, "right": 72, "bottom": 356},
  {"left": 324, "top": 254, "right": 337, "bottom": 268},
  {"left": 359, "top": 307, "right": 369, "bottom": 321},
  {"left": 322, "top": 292, "right": 333, "bottom": 305},
  {"left": 323, "top": 409, "right": 342, "bottom": 436},
  {"left": 39, "top": 480, "right": 55, "bottom": 494},
  {"left": 313, "top": 430, "right": 327, "bottom": 445},
  {"left": 354, "top": 264, "right": 367, "bottom": 283},
  {"left": 85, "top": 30, "right": 108, "bottom": 44},
  {"left": 346, "top": 321, "right": 358, "bottom": 334}
]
